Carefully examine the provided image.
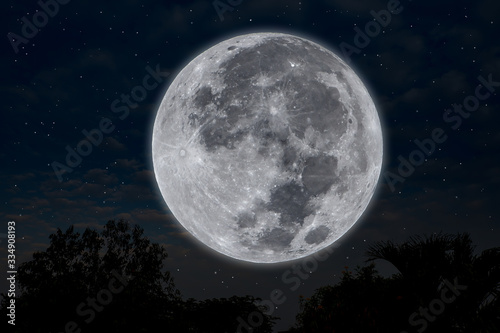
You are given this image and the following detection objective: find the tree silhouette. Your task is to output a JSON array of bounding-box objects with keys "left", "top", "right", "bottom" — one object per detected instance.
[
  {"left": 178, "top": 296, "right": 278, "bottom": 332},
  {"left": 290, "top": 233, "right": 500, "bottom": 332},
  {"left": 0, "top": 219, "right": 277, "bottom": 332},
  {"left": 1, "top": 219, "right": 181, "bottom": 332},
  {"left": 366, "top": 232, "right": 500, "bottom": 332},
  {"left": 290, "top": 264, "right": 408, "bottom": 333}
]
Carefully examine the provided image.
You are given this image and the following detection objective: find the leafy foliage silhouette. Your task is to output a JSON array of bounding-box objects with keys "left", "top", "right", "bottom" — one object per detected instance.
[
  {"left": 0, "top": 220, "right": 276, "bottom": 332},
  {"left": 290, "top": 233, "right": 500, "bottom": 333}
]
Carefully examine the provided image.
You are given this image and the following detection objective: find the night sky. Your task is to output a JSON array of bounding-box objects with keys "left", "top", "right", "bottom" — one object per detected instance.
[{"left": 2, "top": 0, "right": 500, "bottom": 331}]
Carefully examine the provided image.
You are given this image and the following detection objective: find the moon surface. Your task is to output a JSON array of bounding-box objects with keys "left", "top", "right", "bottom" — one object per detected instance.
[{"left": 152, "top": 32, "right": 383, "bottom": 263}]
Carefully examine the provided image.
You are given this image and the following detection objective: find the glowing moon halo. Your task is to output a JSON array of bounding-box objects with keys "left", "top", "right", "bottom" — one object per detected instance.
[{"left": 152, "top": 32, "right": 383, "bottom": 263}]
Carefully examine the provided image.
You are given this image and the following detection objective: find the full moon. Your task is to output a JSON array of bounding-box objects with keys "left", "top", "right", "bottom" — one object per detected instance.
[{"left": 152, "top": 32, "right": 383, "bottom": 263}]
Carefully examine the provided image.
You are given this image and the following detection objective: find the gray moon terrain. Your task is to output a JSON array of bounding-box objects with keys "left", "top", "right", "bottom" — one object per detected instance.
[{"left": 152, "top": 32, "right": 383, "bottom": 263}]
